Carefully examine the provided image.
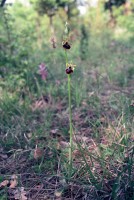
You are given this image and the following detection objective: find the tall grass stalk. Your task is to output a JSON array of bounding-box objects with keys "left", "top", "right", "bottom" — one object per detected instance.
[
  {"left": 64, "top": 49, "right": 73, "bottom": 178},
  {"left": 68, "top": 74, "right": 73, "bottom": 177}
]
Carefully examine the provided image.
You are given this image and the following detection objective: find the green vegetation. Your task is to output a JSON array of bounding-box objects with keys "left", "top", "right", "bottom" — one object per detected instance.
[{"left": 0, "top": 0, "right": 134, "bottom": 199}]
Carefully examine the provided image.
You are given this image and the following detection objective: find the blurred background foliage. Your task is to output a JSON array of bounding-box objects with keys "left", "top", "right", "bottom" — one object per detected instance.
[
  {"left": 0, "top": 0, "right": 134, "bottom": 125},
  {"left": 0, "top": 0, "right": 134, "bottom": 115},
  {"left": 0, "top": 1, "right": 134, "bottom": 71},
  {"left": 0, "top": 0, "right": 133, "bottom": 128}
]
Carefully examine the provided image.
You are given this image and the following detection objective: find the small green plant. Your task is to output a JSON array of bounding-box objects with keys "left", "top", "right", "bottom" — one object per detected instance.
[{"left": 62, "top": 22, "right": 76, "bottom": 178}]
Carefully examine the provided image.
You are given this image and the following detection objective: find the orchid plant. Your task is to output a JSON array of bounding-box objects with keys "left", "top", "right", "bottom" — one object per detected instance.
[{"left": 62, "top": 22, "right": 76, "bottom": 178}]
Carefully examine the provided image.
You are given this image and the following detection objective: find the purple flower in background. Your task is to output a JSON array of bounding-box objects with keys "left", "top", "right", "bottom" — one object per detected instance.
[{"left": 38, "top": 63, "right": 48, "bottom": 80}]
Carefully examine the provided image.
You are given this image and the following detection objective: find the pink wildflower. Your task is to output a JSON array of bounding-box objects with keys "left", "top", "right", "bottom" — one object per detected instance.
[{"left": 38, "top": 63, "right": 48, "bottom": 80}]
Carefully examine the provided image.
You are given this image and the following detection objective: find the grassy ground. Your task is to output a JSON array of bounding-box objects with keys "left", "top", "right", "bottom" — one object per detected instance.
[{"left": 0, "top": 28, "right": 134, "bottom": 200}]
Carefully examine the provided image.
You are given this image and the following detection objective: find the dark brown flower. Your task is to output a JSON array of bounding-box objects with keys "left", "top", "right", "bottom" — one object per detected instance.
[
  {"left": 62, "top": 41, "right": 71, "bottom": 50},
  {"left": 66, "top": 66, "right": 73, "bottom": 74}
]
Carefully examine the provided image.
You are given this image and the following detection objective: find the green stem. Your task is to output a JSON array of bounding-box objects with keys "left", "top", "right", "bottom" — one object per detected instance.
[
  {"left": 65, "top": 50, "right": 73, "bottom": 178},
  {"left": 65, "top": 49, "right": 68, "bottom": 64},
  {"left": 68, "top": 74, "right": 73, "bottom": 177}
]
